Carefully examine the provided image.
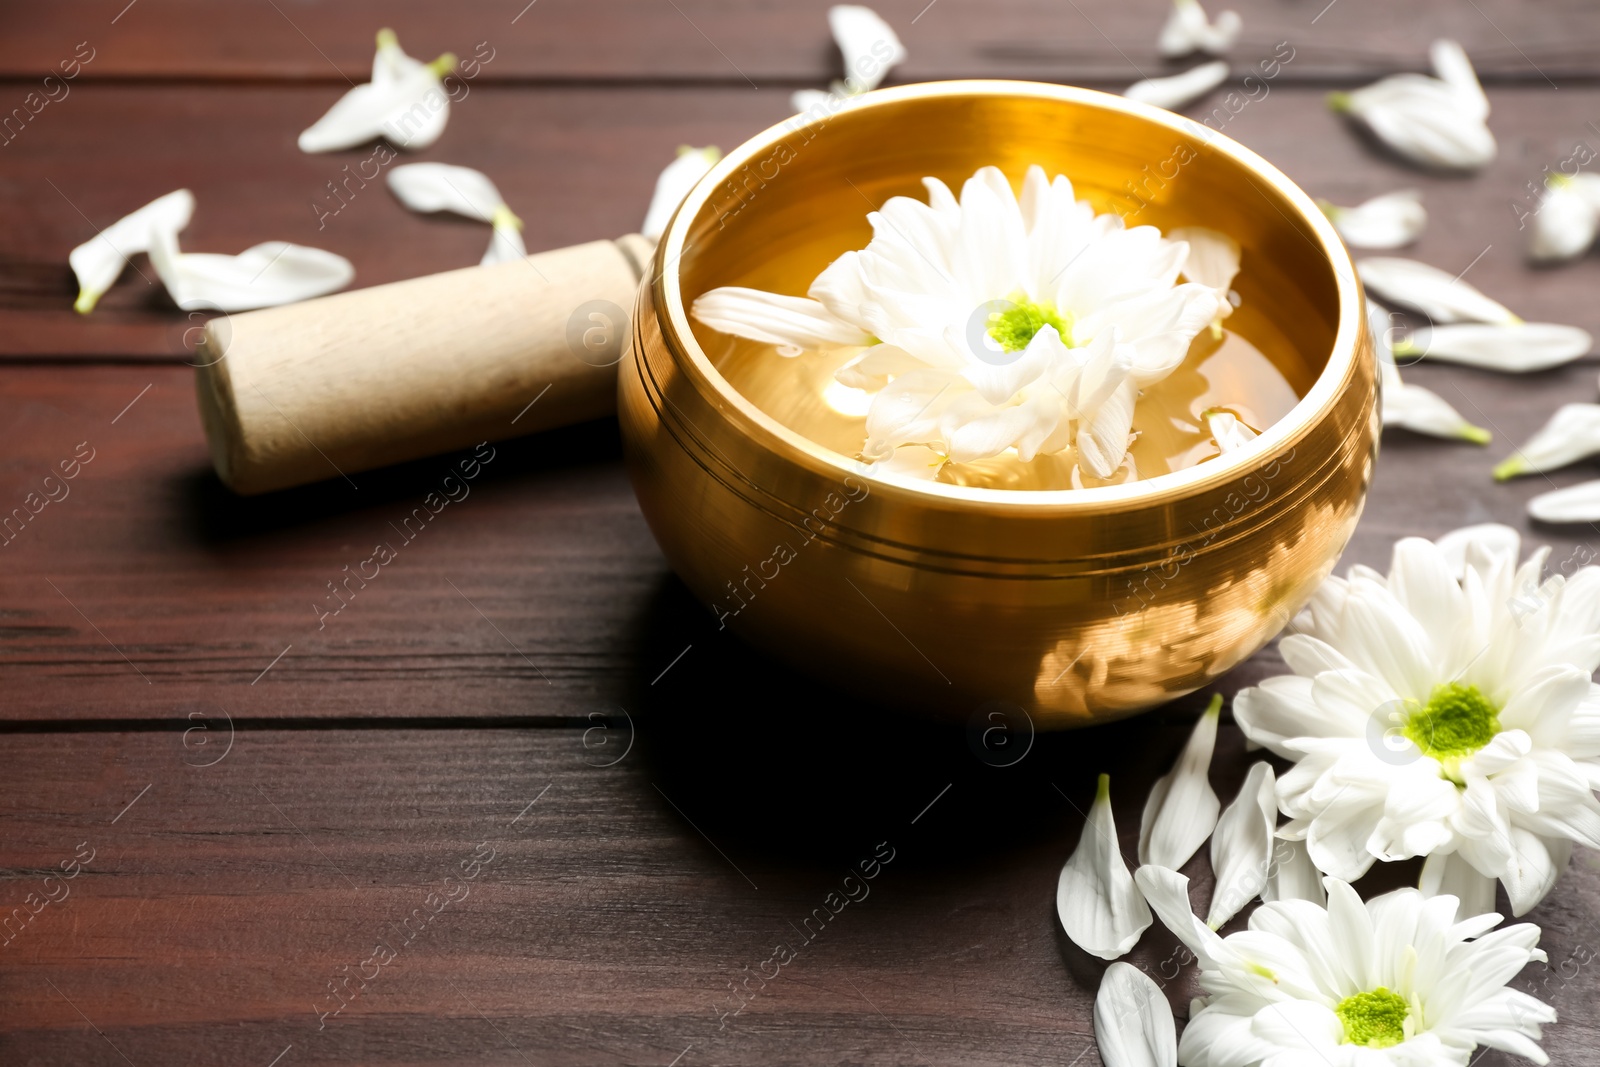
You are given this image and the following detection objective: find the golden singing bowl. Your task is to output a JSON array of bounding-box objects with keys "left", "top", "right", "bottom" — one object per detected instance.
[{"left": 620, "top": 80, "right": 1376, "bottom": 727}]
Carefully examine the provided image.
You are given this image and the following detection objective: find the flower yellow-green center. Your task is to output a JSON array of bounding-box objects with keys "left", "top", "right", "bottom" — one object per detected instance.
[
  {"left": 987, "top": 299, "right": 1070, "bottom": 352},
  {"left": 1404, "top": 682, "right": 1501, "bottom": 782},
  {"left": 1336, "top": 987, "right": 1410, "bottom": 1049}
]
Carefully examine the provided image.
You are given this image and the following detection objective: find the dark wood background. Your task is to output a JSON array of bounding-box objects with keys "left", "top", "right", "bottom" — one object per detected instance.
[{"left": 4, "top": 2, "right": 1600, "bottom": 1064}]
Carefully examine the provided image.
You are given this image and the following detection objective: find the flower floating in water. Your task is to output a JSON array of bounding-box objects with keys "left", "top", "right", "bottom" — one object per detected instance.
[
  {"left": 299, "top": 29, "right": 456, "bottom": 153},
  {"left": 1205, "top": 409, "right": 1258, "bottom": 453},
  {"left": 1125, "top": 61, "right": 1230, "bottom": 112},
  {"left": 1234, "top": 524, "right": 1600, "bottom": 915},
  {"left": 1157, "top": 0, "right": 1241, "bottom": 58},
  {"left": 69, "top": 189, "right": 352, "bottom": 313},
  {"left": 1135, "top": 865, "right": 1555, "bottom": 1066},
  {"left": 1319, "top": 190, "right": 1427, "bottom": 249},
  {"left": 790, "top": 5, "right": 906, "bottom": 115},
  {"left": 388, "top": 163, "right": 526, "bottom": 265},
  {"left": 1329, "top": 40, "right": 1495, "bottom": 171},
  {"left": 692, "top": 165, "right": 1222, "bottom": 480},
  {"left": 69, "top": 188, "right": 195, "bottom": 313},
  {"left": 1169, "top": 226, "right": 1240, "bottom": 333}
]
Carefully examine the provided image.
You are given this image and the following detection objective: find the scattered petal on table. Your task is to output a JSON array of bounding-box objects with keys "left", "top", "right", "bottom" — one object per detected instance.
[
  {"left": 69, "top": 189, "right": 195, "bottom": 313},
  {"left": 1392, "top": 323, "right": 1592, "bottom": 373},
  {"left": 1057, "top": 774, "right": 1153, "bottom": 960},
  {"left": 1529, "top": 174, "right": 1600, "bottom": 263},
  {"left": 642, "top": 146, "right": 723, "bottom": 241},
  {"left": 1206, "top": 761, "right": 1276, "bottom": 928},
  {"left": 1093, "top": 963, "right": 1178, "bottom": 1067},
  {"left": 299, "top": 29, "right": 456, "bottom": 153},
  {"left": 1493, "top": 403, "right": 1600, "bottom": 480},
  {"left": 386, "top": 162, "right": 527, "bottom": 267},
  {"left": 1260, "top": 838, "right": 1326, "bottom": 905},
  {"left": 147, "top": 229, "right": 354, "bottom": 312},
  {"left": 1357, "top": 256, "right": 1518, "bottom": 324},
  {"left": 1528, "top": 480, "right": 1600, "bottom": 524},
  {"left": 1125, "top": 62, "right": 1230, "bottom": 112},
  {"left": 1157, "top": 0, "right": 1240, "bottom": 58},
  {"left": 1318, "top": 190, "right": 1426, "bottom": 249},
  {"left": 1371, "top": 301, "right": 1490, "bottom": 444},
  {"left": 1328, "top": 39, "right": 1494, "bottom": 170},
  {"left": 790, "top": 5, "right": 906, "bottom": 114},
  {"left": 1138, "top": 694, "right": 1222, "bottom": 869}
]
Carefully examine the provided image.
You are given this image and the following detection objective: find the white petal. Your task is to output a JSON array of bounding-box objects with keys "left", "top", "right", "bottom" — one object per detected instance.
[
  {"left": 1357, "top": 256, "right": 1517, "bottom": 325},
  {"left": 690, "top": 286, "right": 873, "bottom": 355},
  {"left": 1093, "top": 963, "right": 1177, "bottom": 1067},
  {"left": 1333, "top": 70, "right": 1496, "bottom": 171},
  {"left": 1132, "top": 865, "right": 1229, "bottom": 970},
  {"left": 1393, "top": 322, "right": 1591, "bottom": 373},
  {"left": 1529, "top": 176, "right": 1600, "bottom": 263},
  {"left": 1320, "top": 190, "right": 1427, "bottom": 249},
  {"left": 147, "top": 231, "right": 353, "bottom": 312},
  {"left": 387, "top": 162, "right": 505, "bottom": 222},
  {"left": 1058, "top": 774, "right": 1154, "bottom": 960},
  {"left": 1493, "top": 403, "right": 1600, "bottom": 480},
  {"left": 1206, "top": 410, "right": 1259, "bottom": 453},
  {"left": 298, "top": 30, "right": 453, "bottom": 153},
  {"left": 1169, "top": 226, "right": 1241, "bottom": 295},
  {"left": 480, "top": 216, "right": 527, "bottom": 265},
  {"left": 69, "top": 189, "right": 195, "bottom": 313},
  {"left": 641, "top": 146, "right": 722, "bottom": 241},
  {"left": 1157, "top": 0, "right": 1240, "bottom": 58},
  {"left": 1207, "top": 762, "right": 1277, "bottom": 928},
  {"left": 1124, "top": 61, "right": 1230, "bottom": 112},
  {"left": 1429, "top": 39, "right": 1490, "bottom": 119},
  {"left": 1419, "top": 850, "right": 1499, "bottom": 920},
  {"left": 1435, "top": 523, "right": 1520, "bottom": 577},
  {"left": 827, "top": 5, "right": 906, "bottom": 94},
  {"left": 1260, "top": 839, "right": 1327, "bottom": 905},
  {"left": 1528, "top": 479, "right": 1600, "bottom": 524},
  {"left": 1139, "top": 695, "right": 1223, "bottom": 869},
  {"left": 790, "top": 87, "right": 835, "bottom": 115},
  {"left": 1382, "top": 379, "right": 1491, "bottom": 444}
]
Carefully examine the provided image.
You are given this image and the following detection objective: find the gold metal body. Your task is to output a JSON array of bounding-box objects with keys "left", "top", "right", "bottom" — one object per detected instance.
[{"left": 620, "top": 81, "right": 1376, "bottom": 727}]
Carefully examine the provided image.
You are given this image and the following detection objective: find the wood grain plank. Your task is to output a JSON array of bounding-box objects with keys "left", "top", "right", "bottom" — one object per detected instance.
[
  {"left": 1, "top": 726, "right": 1594, "bottom": 1065},
  {"left": 2, "top": 346, "right": 1600, "bottom": 722},
  {"left": 0, "top": 0, "right": 1595, "bottom": 84},
  {"left": 5, "top": 81, "right": 1600, "bottom": 360}
]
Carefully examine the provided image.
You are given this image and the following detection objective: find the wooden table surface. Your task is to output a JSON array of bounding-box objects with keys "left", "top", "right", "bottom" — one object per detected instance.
[{"left": 5, "top": 2, "right": 1600, "bottom": 1064}]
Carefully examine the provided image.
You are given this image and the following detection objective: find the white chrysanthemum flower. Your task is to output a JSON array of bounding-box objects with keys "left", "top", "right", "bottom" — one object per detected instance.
[
  {"left": 1234, "top": 524, "right": 1600, "bottom": 916},
  {"left": 1319, "top": 190, "right": 1427, "bottom": 249},
  {"left": 1157, "top": 0, "right": 1241, "bottom": 58},
  {"left": 692, "top": 166, "right": 1221, "bottom": 478},
  {"left": 1135, "top": 865, "right": 1554, "bottom": 1067},
  {"left": 1329, "top": 40, "right": 1495, "bottom": 171}
]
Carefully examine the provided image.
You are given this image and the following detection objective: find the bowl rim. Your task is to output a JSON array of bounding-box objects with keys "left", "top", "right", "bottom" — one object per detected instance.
[{"left": 654, "top": 79, "right": 1364, "bottom": 514}]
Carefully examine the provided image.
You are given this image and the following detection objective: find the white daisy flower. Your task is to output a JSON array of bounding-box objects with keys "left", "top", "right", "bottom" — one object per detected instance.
[
  {"left": 1329, "top": 40, "right": 1495, "bottom": 171},
  {"left": 1319, "top": 190, "right": 1427, "bottom": 250},
  {"left": 1135, "top": 865, "right": 1555, "bottom": 1066},
  {"left": 1233, "top": 524, "right": 1600, "bottom": 915},
  {"left": 691, "top": 165, "right": 1221, "bottom": 479},
  {"left": 1157, "top": 0, "right": 1241, "bottom": 58}
]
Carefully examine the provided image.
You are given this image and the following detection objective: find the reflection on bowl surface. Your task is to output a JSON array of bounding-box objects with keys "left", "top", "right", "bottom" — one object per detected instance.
[{"left": 620, "top": 80, "right": 1376, "bottom": 727}]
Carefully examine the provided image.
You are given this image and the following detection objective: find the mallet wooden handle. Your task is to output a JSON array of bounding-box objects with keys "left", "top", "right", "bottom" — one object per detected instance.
[{"left": 194, "top": 234, "right": 656, "bottom": 495}]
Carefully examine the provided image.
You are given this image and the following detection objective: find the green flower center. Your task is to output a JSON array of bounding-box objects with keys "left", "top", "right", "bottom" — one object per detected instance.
[
  {"left": 1403, "top": 682, "right": 1501, "bottom": 782},
  {"left": 986, "top": 299, "right": 1071, "bottom": 352},
  {"left": 1336, "top": 987, "right": 1410, "bottom": 1049}
]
